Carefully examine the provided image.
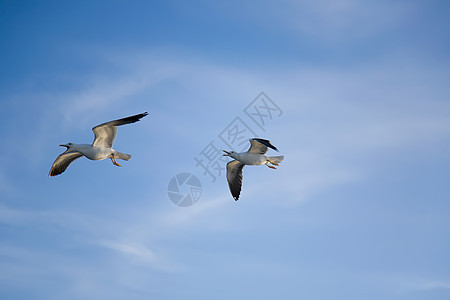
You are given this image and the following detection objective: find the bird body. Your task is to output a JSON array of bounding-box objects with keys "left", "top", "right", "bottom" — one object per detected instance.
[
  {"left": 226, "top": 152, "right": 283, "bottom": 166},
  {"left": 60, "top": 144, "right": 130, "bottom": 161},
  {"left": 49, "top": 112, "right": 148, "bottom": 177},
  {"left": 223, "top": 138, "right": 284, "bottom": 201}
]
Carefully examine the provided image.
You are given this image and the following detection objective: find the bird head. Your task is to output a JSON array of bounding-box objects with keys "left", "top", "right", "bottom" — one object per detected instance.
[
  {"left": 59, "top": 143, "right": 74, "bottom": 154},
  {"left": 223, "top": 150, "right": 236, "bottom": 158}
]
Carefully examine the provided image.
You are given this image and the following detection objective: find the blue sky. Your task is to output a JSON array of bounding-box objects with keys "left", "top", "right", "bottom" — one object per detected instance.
[{"left": 1, "top": 1, "right": 450, "bottom": 299}]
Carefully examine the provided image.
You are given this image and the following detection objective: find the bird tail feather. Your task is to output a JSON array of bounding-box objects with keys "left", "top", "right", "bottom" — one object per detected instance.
[
  {"left": 268, "top": 155, "right": 284, "bottom": 164},
  {"left": 116, "top": 152, "right": 132, "bottom": 161}
]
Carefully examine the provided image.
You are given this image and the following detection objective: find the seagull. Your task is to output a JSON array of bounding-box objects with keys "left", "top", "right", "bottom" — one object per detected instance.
[
  {"left": 49, "top": 112, "right": 148, "bottom": 177},
  {"left": 223, "top": 138, "right": 284, "bottom": 201}
]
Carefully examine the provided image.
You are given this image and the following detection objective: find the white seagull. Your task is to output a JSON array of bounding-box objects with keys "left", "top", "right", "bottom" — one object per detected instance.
[
  {"left": 49, "top": 112, "right": 148, "bottom": 177},
  {"left": 223, "top": 138, "right": 284, "bottom": 201}
]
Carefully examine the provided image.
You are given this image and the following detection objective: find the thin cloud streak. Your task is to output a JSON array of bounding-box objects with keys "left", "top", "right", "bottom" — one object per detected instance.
[
  {"left": 284, "top": 0, "right": 416, "bottom": 40},
  {"left": 94, "top": 239, "right": 180, "bottom": 273}
]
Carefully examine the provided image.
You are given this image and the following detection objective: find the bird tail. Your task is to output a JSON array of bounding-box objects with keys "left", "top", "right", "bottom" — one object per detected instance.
[
  {"left": 268, "top": 155, "right": 284, "bottom": 164},
  {"left": 116, "top": 152, "right": 132, "bottom": 161}
]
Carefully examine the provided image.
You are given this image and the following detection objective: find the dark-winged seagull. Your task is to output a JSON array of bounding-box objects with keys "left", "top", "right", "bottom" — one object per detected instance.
[
  {"left": 223, "top": 138, "right": 284, "bottom": 201},
  {"left": 49, "top": 112, "right": 148, "bottom": 177}
]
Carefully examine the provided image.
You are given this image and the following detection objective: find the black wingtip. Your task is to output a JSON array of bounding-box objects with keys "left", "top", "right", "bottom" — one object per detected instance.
[
  {"left": 137, "top": 112, "right": 149, "bottom": 119},
  {"left": 48, "top": 169, "right": 61, "bottom": 177},
  {"left": 251, "top": 138, "right": 279, "bottom": 152},
  {"left": 126, "top": 112, "right": 149, "bottom": 123}
]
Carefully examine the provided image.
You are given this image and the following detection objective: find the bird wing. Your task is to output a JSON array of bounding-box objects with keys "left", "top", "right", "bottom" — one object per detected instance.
[
  {"left": 226, "top": 160, "right": 245, "bottom": 201},
  {"left": 92, "top": 112, "right": 148, "bottom": 148},
  {"left": 247, "top": 138, "right": 278, "bottom": 154},
  {"left": 49, "top": 152, "right": 83, "bottom": 177}
]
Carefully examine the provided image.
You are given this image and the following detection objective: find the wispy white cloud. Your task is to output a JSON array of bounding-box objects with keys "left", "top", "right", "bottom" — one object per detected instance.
[
  {"left": 94, "top": 239, "right": 179, "bottom": 273},
  {"left": 418, "top": 280, "right": 450, "bottom": 291},
  {"left": 283, "top": 0, "right": 416, "bottom": 40},
  {"left": 96, "top": 239, "right": 156, "bottom": 263},
  {"left": 59, "top": 67, "right": 166, "bottom": 129},
  {"left": 0, "top": 169, "right": 21, "bottom": 199},
  {"left": 203, "top": 0, "right": 418, "bottom": 43},
  {"left": 0, "top": 204, "right": 30, "bottom": 225},
  {"left": 157, "top": 193, "right": 230, "bottom": 227},
  {"left": 391, "top": 275, "right": 450, "bottom": 295}
]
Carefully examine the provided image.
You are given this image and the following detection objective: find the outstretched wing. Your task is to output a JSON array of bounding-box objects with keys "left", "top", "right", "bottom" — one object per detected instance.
[
  {"left": 247, "top": 138, "right": 278, "bottom": 154},
  {"left": 49, "top": 152, "right": 83, "bottom": 177},
  {"left": 226, "top": 160, "right": 245, "bottom": 201},
  {"left": 92, "top": 112, "right": 148, "bottom": 148}
]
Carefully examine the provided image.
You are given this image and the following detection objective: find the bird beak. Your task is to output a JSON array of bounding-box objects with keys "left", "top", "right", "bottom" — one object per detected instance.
[
  {"left": 223, "top": 150, "right": 231, "bottom": 156},
  {"left": 59, "top": 144, "right": 70, "bottom": 154}
]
